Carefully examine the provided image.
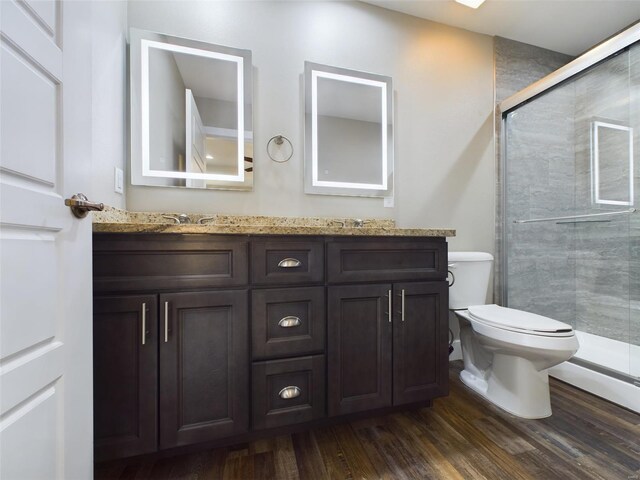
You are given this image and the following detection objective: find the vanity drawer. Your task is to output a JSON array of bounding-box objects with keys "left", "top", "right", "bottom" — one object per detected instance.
[
  {"left": 93, "top": 234, "right": 249, "bottom": 292},
  {"left": 327, "top": 238, "right": 447, "bottom": 284},
  {"left": 252, "top": 355, "right": 325, "bottom": 430},
  {"left": 251, "top": 238, "right": 324, "bottom": 285},
  {"left": 252, "top": 287, "right": 325, "bottom": 360}
]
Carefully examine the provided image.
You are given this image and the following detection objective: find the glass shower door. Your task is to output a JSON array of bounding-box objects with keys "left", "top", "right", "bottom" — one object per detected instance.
[{"left": 504, "top": 46, "right": 636, "bottom": 379}]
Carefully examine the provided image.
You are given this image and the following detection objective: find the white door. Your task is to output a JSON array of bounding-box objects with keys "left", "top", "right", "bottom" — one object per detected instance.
[
  {"left": 1, "top": 1, "right": 94, "bottom": 479},
  {"left": 185, "top": 89, "right": 206, "bottom": 188}
]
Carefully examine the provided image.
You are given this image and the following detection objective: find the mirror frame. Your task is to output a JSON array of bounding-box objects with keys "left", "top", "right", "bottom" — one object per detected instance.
[
  {"left": 304, "top": 61, "right": 394, "bottom": 197},
  {"left": 130, "top": 28, "right": 253, "bottom": 190},
  {"left": 590, "top": 119, "right": 634, "bottom": 206}
]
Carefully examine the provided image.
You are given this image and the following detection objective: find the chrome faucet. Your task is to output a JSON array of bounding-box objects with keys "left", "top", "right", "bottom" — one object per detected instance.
[{"left": 162, "top": 213, "right": 191, "bottom": 224}]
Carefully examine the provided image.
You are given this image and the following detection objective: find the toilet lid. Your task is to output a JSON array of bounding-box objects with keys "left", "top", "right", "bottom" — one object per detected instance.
[{"left": 468, "top": 304, "right": 574, "bottom": 336}]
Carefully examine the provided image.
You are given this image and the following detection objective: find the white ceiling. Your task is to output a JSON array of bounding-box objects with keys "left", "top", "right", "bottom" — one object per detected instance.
[{"left": 361, "top": 0, "right": 640, "bottom": 56}]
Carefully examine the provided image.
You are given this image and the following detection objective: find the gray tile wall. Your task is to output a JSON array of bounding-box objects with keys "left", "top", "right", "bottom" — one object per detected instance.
[
  {"left": 503, "top": 80, "right": 577, "bottom": 325},
  {"left": 494, "top": 37, "right": 573, "bottom": 306},
  {"left": 498, "top": 38, "right": 640, "bottom": 348},
  {"left": 573, "top": 52, "right": 634, "bottom": 344}
]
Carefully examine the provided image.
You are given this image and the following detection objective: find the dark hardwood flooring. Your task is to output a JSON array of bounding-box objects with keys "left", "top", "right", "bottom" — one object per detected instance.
[{"left": 95, "top": 361, "right": 640, "bottom": 479}]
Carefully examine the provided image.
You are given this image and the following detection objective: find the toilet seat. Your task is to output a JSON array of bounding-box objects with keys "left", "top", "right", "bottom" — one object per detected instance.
[{"left": 468, "top": 304, "right": 574, "bottom": 337}]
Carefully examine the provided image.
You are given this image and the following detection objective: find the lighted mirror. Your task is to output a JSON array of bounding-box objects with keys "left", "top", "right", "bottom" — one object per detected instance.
[
  {"left": 591, "top": 119, "right": 633, "bottom": 206},
  {"left": 130, "top": 29, "right": 253, "bottom": 190},
  {"left": 304, "top": 62, "right": 393, "bottom": 197}
]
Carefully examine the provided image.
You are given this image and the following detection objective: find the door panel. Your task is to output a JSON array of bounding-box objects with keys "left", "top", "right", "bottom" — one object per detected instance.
[
  {"left": 393, "top": 282, "right": 449, "bottom": 405},
  {"left": 93, "top": 295, "right": 158, "bottom": 461},
  {"left": 1, "top": 1, "right": 93, "bottom": 478},
  {"left": 159, "top": 290, "right": 248, "bottom": 448},
  {"left": 328, "top": 284, "right": 392, "bottom": 416}
]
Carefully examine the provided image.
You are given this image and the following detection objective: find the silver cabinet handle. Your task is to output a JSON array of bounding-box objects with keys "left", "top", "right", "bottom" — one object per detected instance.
[
  {"left": 164, "top": 301, "right": 169, "bottom": 343},
  {"left": 278, "top": 316, "right": 301, "bottom": 328},
  {"left": 386, "top": 289, "right": 392, "bottom": 323},
  {"left": 278, "top": 258, "right": 301, "bottom": 268},
  {"left": 141, "top": 303, "right": 146, "bottom": 345},
  {"left": 279, "top": 386, "right": 301, "bottom": 399},
  {"left": 401, "top": 289, "right": 405, "bottom": 322}
]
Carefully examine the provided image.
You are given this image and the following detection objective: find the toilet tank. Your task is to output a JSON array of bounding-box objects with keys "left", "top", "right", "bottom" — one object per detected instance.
[{"left": 448, "top": 252, "right": 493, "bottom": 310}]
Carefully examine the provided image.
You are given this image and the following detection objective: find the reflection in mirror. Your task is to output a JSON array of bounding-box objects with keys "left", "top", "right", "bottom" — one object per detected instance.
[
  {"left": 130, "top": 29, "right": 253, "bottom": 190},
  {"left": 591, "top": 119, "right": 633, "bottom": 206},
  {"left": 304, "top": 62, "right": 393, "bottom": 197}
]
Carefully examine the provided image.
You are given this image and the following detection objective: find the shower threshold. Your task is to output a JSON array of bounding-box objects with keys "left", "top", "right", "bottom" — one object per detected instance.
[{"left": 550, "top": 330, "right": 640, "bottom": 414}]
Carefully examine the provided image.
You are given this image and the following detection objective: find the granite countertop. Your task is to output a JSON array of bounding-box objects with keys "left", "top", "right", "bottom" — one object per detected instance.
[{"left": 92, "top": 207, "right": 456, "bottom": 238}]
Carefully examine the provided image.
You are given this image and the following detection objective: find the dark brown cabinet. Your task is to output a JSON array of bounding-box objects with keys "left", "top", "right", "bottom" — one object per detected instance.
[
  {"left": 328, "top": 281, "right": 448, "bottom": 416},
  {"left": 327, "top": 285, "right": 392, "bottom": 416},
  {"left": 93, "top": 233, "right": 252, "bottom": 460},
  {"left": 159, "top": 290, "right": 248, "bottom": 449},
  {"left": 326, "top": 238, "right": 449, "bottom": 417},
  {"left": 93, "top": 233, "right": 448, "bottom": 461},
  {"left": 93, "top": 290, "right": 248, "bottom": 460},
  {"left": 93, "top": 295, "right": 158, "bottom": 461},
  {"left": 392, "top": 282, "right": 449, "bottom": 405}
]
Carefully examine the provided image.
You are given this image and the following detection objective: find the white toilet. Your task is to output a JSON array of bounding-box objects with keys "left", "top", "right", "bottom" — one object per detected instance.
[{"left": 449, "top": 252, "right": 579, "bottom": 419}]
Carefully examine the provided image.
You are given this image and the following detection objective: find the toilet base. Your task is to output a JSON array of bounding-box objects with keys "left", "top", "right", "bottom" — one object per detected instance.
[{"left": 460, "top": 354, "right": 552, "bottom": 419}]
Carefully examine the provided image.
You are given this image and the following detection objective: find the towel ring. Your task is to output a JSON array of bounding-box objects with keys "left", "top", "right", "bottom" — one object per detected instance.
[{"left": 267, "top": 135, "right": 293, "bottom": 163}]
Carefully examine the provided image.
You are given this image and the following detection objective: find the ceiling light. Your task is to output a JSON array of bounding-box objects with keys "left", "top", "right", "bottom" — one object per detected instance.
[
  {"left": 455, "top": 0, "right": 486, "bottom": 8},
  {"left": 206, "top": 154, "right": 214, "bottom": 160}
]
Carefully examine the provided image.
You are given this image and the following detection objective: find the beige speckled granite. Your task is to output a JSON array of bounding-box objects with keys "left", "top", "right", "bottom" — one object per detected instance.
[{"left": 92, "top": 206, "right": 455, "bottom": 237}]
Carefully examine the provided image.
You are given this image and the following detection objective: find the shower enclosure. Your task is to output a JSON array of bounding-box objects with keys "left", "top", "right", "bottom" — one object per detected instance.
[{"left": 501, "top": 26, "right": 640, "bottom": 410}]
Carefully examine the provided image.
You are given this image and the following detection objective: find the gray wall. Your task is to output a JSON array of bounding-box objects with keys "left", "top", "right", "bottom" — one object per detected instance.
[
  {"left": 126, "top": 0, "right": 496, "bottom": 254},
  {"left": 494, "top": 37, "right": 572, "bottom": 306},
  {"left": 91, "top": 0, "right": 128, "bottom": 209},
  {"left": 503, "top": 84, "right": 577, "bottom": 325}
]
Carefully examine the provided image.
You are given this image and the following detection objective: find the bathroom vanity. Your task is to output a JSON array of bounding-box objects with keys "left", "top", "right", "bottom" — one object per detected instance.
[{"left": 92, "top": 214, "right": 454, "bottom": 461}]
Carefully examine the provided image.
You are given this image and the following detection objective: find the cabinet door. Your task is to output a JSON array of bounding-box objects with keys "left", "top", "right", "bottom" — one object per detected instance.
[
  {"left": 328, "top": 284, "right": 392, "bottom": 416},
  {"left": 93, "top": 295, "right": 158, "bottom": 461},
  {"left": 159, "top": 290, "right": 248, "bottom": 449},
  {"left": 393, "top": 282, "right": 449, "bottom": 405}
]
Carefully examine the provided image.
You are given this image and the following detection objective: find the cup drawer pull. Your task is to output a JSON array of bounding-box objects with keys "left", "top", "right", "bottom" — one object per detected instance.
[
  {"left": 278, "top": 316, "right": 301, "bottom": 328},
  {"left": 279, "top": 386, "right": 301, "bottom": 399},
  {"left": 278, "top": 258, "right": 302, "bottom": 268}
]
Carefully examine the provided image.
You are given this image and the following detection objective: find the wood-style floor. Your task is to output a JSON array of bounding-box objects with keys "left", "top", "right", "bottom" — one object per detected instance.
[{"left": 95, "top": 361, "right": 640, "bottom": 480}]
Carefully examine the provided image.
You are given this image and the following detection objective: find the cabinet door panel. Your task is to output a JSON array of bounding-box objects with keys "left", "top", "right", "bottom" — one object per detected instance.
[
  {"left": 393, "top": 282, "right": 449, "bottom": 405},
  {"left": 93, "top": 295, "right": 158, "bottom": 461},
  {"left": 328, "top": 284, "right": 392, "bottom": 416},
  {"left": 159, "top": 290, "right": 248, "bottom": 449}
]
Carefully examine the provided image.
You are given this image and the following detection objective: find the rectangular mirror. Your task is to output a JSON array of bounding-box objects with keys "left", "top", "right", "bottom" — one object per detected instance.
[
  {"left": 130, "top": 28, "right": 253, "bottom": 190},
  {"left": 591, "top": 119, "right": 633, "bottom": 206},
  {"left": 304, "top": 62, "right": 393, "bottom": 197}
]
